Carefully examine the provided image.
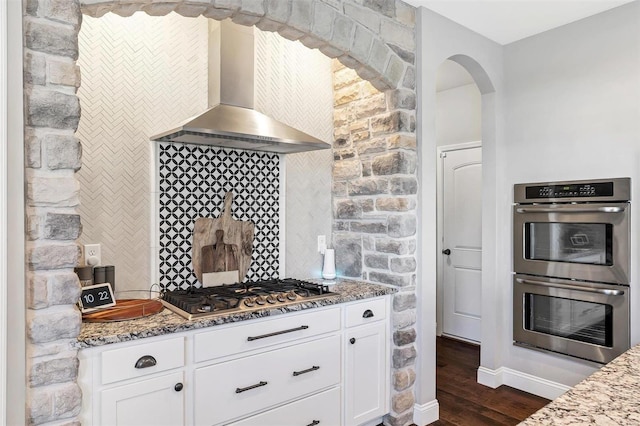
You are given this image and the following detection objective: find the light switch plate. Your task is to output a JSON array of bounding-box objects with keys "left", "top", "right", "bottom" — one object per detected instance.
[{"left": 84, "top": 244, "right": 101, "bottom": 266}]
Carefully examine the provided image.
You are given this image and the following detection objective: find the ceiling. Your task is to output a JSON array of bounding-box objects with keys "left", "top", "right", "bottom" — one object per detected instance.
[{"left": 404, "top": 0, "right": 635, "bottom": 45}]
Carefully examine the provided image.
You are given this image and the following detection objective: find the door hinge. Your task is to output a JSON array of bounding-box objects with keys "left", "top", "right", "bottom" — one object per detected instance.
[{"left": 440, "top": 152, "right": 447, "bottom": 158}]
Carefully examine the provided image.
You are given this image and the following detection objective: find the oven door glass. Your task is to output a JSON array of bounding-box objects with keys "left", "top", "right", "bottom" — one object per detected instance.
[
  {"left": 524, "top": 293, "right": 612, "bottom": 347},
  {"left": 525, "top": 222, "right": 612, "bottom": 265}
]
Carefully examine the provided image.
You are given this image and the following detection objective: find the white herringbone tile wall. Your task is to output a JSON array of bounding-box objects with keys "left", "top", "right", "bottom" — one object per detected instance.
[
  {"left": 77, "top": 13, "right": 209, "bottom": 292},
  {"left": 255, "top": 31, "right": 334, "bottom": 279},
  {"left": 77, "top": 14, "right": 333, "bottom": 290}
]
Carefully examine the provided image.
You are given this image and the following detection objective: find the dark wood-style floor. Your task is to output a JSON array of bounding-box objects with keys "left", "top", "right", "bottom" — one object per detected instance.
[{"left": 429, "top": 337, "right": 550, "bottom": 426}]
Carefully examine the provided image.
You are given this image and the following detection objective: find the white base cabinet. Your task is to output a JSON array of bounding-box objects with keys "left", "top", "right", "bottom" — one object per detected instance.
[
  {"left": 79, "top": 296, "right": 390, "bottom": 426},
  {"left": 344, "top": 299, "right": 390, "bottom": 426},
  {"left": 101, "top": 371, "right": 185, "bottom": 426}
]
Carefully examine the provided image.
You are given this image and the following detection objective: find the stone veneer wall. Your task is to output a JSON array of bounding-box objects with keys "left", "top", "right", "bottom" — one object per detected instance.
[
  {"left": 22, "top": 1, "right": 417, "bottom": 425},
  {"left": 332, "top": 60, "right": 418, "bottom": 425}
]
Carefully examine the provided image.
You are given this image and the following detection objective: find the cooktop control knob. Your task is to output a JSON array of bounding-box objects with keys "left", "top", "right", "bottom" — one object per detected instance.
[
  {"left": 197, "top": 303, "right": 213, "bottom": 313},
  {"left": 243, "top": 298, "right": 255, "bottom": 307},
  {"left": 286, "top": 291, "right": 297, "bottom": 301},
  {"left": 276, "top": 293, "right": 287, "bottom": 303},
  {"left": 266, "top": 294, "right": 277, "bottom": 304},
  {"left": 255, "top": 296, "right": 266, "bottom": 305}
]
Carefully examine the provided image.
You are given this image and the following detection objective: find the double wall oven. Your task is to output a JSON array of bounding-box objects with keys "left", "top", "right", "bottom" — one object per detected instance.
[{"left": 513, "top": 178, "right": 631, "bottom": 364}]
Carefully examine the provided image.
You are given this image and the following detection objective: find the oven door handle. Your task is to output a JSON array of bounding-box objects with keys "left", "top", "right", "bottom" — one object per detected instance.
[
  {"left": 516, "top": 278, "right": 625, "bottom": 296},
  {"left": 515, "top": 206, "right": 624, "bottom": 214}
]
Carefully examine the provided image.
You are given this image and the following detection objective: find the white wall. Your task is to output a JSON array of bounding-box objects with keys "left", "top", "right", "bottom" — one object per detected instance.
[
  {"left": 436, "top": 83, "right": 481, "bottom": 146},
  {"left": 77, "top": 13, "right": 210, "bottom": 291},
  {"left": 416, "top": 7, "right": 504, "bottom": 422},
  {"left": 501, "top": 1, "right": 640, "bottom": 384},
  {"left": 253, "top": 30, "right": 333, "bottom": 280},
  {"left": 3, "top": 0, "right": 25, "bottom": 423},
  {"left": 419, "top": 3, "right": 640, "bottom": 411}
]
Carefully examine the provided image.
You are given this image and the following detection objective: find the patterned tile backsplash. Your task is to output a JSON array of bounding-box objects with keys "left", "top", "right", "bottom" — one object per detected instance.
[{"left": 158, "top": 142, "right": 280, "bottom": 291}]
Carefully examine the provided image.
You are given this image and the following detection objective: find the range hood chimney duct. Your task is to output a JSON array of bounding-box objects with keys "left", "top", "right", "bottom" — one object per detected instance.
[{"left": 151, "top": 20, "right": 330, "bottom": 154}]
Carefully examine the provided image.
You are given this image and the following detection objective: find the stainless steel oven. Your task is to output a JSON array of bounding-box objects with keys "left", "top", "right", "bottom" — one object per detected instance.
[
  {"left": 514, "top": 274, "right": 629, "bottom": 364},
  {"left": 514, "top": 178, "right": 631, "bottom": 284},
  {"left": 513, "top": 178, "right": 631, "bottom": 363}
]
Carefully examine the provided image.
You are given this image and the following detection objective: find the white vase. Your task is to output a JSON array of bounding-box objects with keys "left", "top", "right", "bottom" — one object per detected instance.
[{"left": 322, "top": 248, "right": 336, "bottom": 280}]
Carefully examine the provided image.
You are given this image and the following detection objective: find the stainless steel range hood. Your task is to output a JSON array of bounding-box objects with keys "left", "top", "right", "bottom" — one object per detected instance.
[{"left": 151, "top": 20, "right": 330, "bottom": 154}]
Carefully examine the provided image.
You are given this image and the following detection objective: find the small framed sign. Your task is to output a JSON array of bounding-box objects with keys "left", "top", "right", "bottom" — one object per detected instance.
[{"left": 79, "top": 283, "right": 116, "bottom": 313}]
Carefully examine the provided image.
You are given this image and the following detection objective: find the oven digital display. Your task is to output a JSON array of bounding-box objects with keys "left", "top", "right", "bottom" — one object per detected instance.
[{"left": 525, "top": 182, "right": 614, "bottom": 199}]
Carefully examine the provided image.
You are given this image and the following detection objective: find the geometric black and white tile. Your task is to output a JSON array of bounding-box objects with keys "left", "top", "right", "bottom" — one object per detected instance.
[{"left": 157, "top": 142, "right": 280, "bottom": 291}]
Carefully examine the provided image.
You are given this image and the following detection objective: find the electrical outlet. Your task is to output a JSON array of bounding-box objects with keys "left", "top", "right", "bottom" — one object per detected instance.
[
  {"left": 317, "top": 235, "right": 326, "bottom": 254},
  {"left": 84, "top": 244, "right": 101, "bottom": 266}
]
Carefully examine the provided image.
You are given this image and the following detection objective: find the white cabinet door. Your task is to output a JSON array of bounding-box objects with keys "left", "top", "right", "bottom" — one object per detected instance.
[
  {"left": 101, "top": 371, "right": 184, "bottom": 426},
  {"left": 344, "top": 322, "right": 387, "bottom": 426}
]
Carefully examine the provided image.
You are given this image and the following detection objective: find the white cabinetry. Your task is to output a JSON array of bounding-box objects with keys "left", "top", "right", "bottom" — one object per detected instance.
[
  {"left": 344, "top": 299, "right": 390, "bottom": 426},
  {"left": 79, "top": 336, "right": 186, "bottom": 425},
  {"left": 79, "top": 296, "right": 390, "bottom": 426}
]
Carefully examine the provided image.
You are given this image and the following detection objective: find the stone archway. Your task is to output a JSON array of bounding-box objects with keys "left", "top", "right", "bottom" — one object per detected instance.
[
  {"left": 22, "top": 1, "right": 418, "bottom": 424},
  {"left": 81, "top": 1, "right": 414, "bottom": 91}
]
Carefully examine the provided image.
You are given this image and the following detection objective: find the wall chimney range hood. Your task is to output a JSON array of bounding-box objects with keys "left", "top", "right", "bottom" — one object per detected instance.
[{"left": 151, "top": 20, "right": 330, "bottom": 154}]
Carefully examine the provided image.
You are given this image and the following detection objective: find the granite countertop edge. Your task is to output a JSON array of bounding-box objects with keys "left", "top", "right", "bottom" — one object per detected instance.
[
  {"left": 75, "top": 279, "right": 398, "bottom": 349},
  {"left": 520, "top": 343, "right": 640, "bottom": 425}
]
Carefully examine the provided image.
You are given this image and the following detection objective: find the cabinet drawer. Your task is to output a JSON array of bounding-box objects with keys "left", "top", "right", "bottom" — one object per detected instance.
[
  {"left": 194, "top": 307, "right": 340, "bottom": 363},
  {"left": 229, "top": 386, "right": 341, "bottom": 426},
  {"left": 345, "top": 298, "right": 387, "bottom": 328},
  {"left": 195, "top": 334, "right": 341, "bottom": 425},
  {"left": 101, "top": 337, "right": 184, "bottom": 385}
]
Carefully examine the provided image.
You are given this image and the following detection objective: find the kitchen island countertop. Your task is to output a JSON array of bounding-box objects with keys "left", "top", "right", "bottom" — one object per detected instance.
[
  {"left": 75, "top": 279, "right": 396, "bottom": 349},
  {"left": 520, "top": 344, "right": 640, "bottom": 425}
]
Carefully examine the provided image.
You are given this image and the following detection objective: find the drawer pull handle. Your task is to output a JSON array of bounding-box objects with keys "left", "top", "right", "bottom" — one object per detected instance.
[
  {"left": 247, "top": 325, "right": 309, "bottom": 341},
  {"left": 134, "top": 355, "right": 157, "bottom": 369},
  {"left": 293, "top": 365, "right": 320, "bottom": 377},
  {"left": 362, "top": 309, "right": 374, "bottom": 318},
  {"left": 307, "top": 421, "right": 320, "bottom": 426},
  {"left": 350, "top": 337, "right": 356, "bottom": 344},
  {"left": 235, "top": 381, "right": 268, "bottom": 394},
  {"left": 174, "top": 383, "right": 183, "bottom": 392}
]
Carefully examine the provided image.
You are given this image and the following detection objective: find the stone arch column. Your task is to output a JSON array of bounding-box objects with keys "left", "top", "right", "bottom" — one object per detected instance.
[{"left": 22, "top": 1, "right": 418, "bottom": 424}]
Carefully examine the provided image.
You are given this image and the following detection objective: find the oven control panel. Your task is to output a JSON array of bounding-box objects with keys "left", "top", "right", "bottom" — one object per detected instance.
[
  {"left": 514, "top": 178, "right": 630, "bottom": 204},
  {"left": 525, "top": 182, "right": 613, "bottom": 199}
]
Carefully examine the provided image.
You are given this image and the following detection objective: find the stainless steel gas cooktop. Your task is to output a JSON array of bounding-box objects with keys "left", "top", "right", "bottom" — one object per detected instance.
[{"left": 161, "top": 278, "right": 334, "bottom": 320}]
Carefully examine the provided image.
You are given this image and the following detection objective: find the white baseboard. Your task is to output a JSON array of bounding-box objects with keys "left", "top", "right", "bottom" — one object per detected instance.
[
  {"left": 413, "top": 399, "right": 439, "bottom": 426},
  {"left": 477, "top": 366, "right": 570, "bottom": 400}
]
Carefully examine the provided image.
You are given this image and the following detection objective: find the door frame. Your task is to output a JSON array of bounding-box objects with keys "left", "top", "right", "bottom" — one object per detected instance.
[{"left": 436, "top": 141, "right": 482, "bottom": 340}]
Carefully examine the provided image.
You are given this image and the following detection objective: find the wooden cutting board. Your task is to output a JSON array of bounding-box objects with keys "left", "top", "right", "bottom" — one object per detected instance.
[
  {"left": 192, "top": 192, "right": 254, "bottom": 284},
  {"left": 82, "top": 299, "right": 164, "bottom": 322}
]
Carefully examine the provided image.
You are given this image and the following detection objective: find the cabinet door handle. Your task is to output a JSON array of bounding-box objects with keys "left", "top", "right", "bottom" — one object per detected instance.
[
  {"left": 134, "top": 355, "right": 157, "bottom": 369},
  {"left": 362, "top": 309, "right": 374, "bottom": 318},
  {"left": 174, "top": 383, "right": 183, "bottom": 392},
  {"left": 292, "top": 365, "right": 320, "bottom": 376},
  {"left": 247, "top": 325, "right": 309, "bottom": 341},
  {"left": 235, "top": 381, "right": 268, "bottom": 394},
  {"left": 350, "top": 337, "right": 356, "bottom": 344},
  {"left": 307, "top": 421, "right": 320, "bottom": 426}
]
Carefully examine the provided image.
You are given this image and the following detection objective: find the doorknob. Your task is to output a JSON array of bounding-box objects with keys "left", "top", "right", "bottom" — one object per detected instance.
[{"left": 442, "top": 249, "right": 451, "bottom": 255}]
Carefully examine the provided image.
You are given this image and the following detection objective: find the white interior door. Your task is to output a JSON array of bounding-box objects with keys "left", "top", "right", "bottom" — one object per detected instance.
[{"left": 441, "top": 146, "right": 482, "bottom": 342}]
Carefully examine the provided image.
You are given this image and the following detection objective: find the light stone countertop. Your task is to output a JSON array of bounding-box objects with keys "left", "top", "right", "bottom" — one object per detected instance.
[
  {"left": 520, "top": 344, "right": 640, "bottom": 425},
  {"left": 75, "top": 279, "right": 397, "bottom": 349}
]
